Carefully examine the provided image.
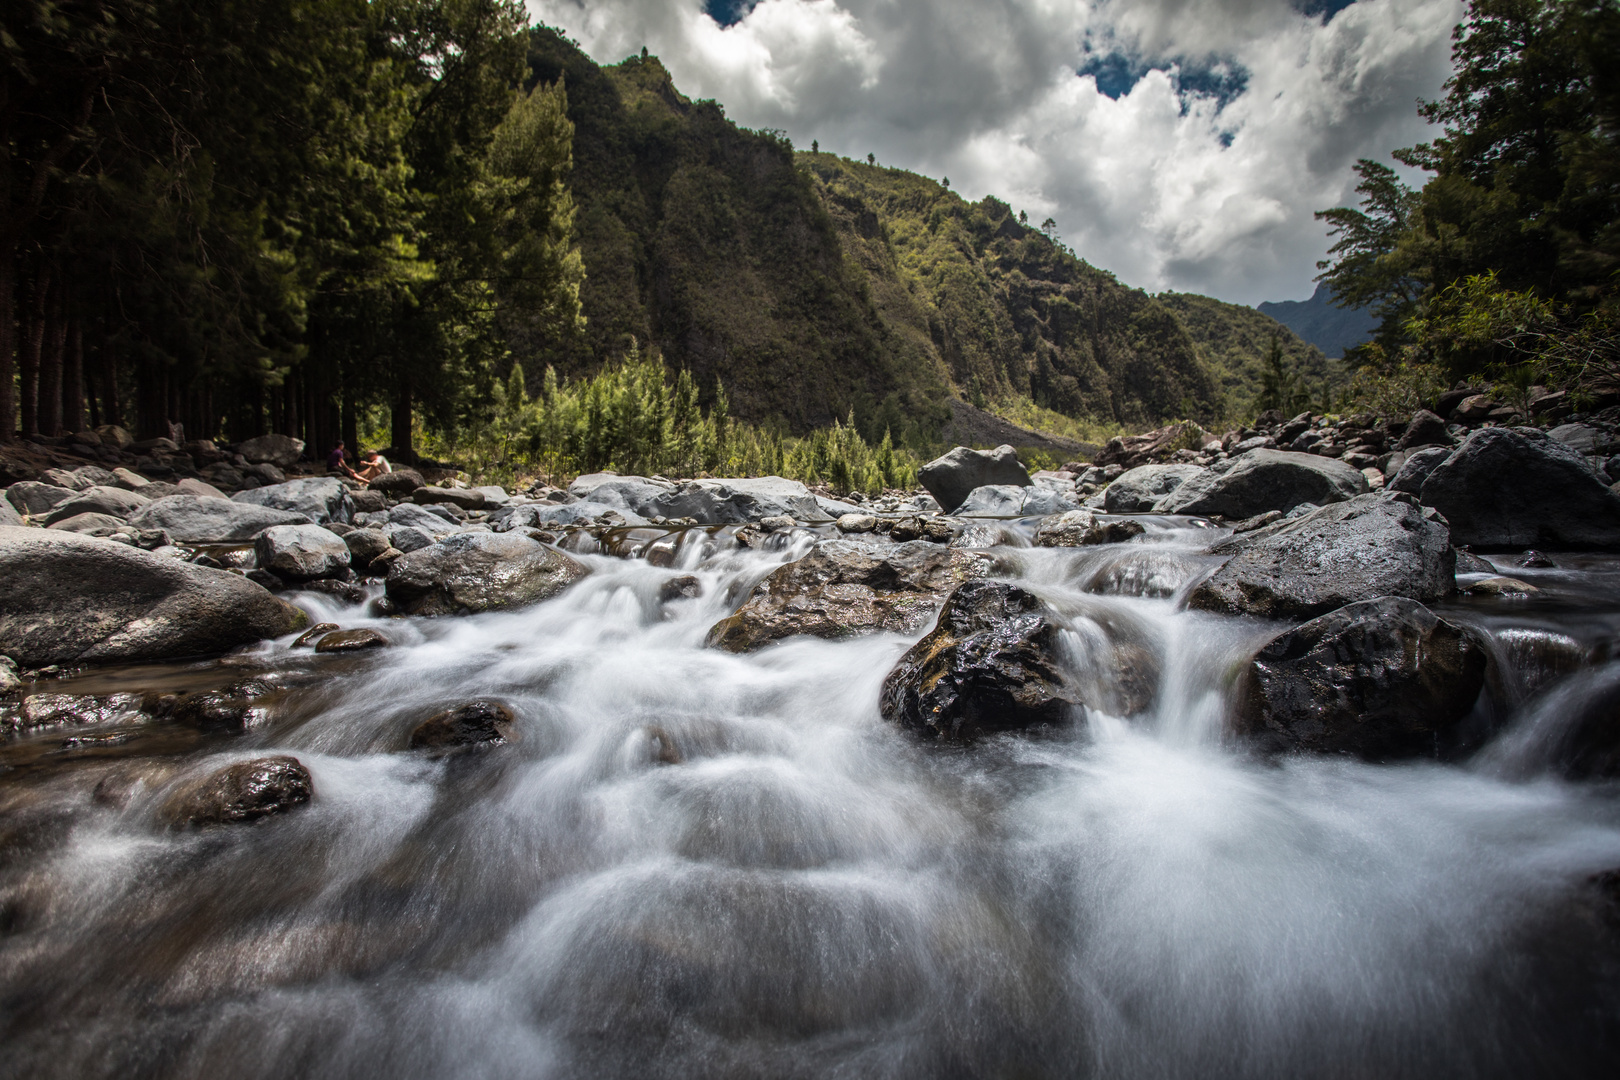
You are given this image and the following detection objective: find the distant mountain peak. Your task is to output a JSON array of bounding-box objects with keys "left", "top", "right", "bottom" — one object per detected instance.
[{"left": 1256, "top": 283, "right": 1376, "bottom": 359}]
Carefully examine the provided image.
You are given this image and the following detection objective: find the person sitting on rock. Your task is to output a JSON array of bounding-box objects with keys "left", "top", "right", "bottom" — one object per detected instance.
[
  {"left": 351, "top": 449, "right": 390, "bottom": 483},
  {"left": 327, "top": 441, "right": 349, "bottom": 474}
]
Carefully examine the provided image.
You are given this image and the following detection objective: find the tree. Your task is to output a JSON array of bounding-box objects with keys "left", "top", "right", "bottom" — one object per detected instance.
[{"left": 1256, "top": 334, "right": 1307, "bottom": 416}]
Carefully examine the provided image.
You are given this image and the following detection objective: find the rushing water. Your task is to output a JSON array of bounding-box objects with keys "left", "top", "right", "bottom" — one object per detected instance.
[{"left": 3, "top": 521, "right": 1620, "bottom": 1079}]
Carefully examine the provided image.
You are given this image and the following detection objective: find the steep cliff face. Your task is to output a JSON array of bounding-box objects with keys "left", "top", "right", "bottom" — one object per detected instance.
[{"left": 526, "top": 27, "right": 1312, "bottom": 437}]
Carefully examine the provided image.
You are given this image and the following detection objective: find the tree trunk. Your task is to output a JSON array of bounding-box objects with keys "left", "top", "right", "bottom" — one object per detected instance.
[
  {"left": 392, "top": 374, "right": 414, "bottom": 463},
  {"left": 0, "top": 243, "right": 15, "bottom": 442},
  {"left": 63, "top": 318, "right": 84, "bottom": 434},
  {"left": 101, "top": 324, "right": 120, "bottom": 430},
  {"left": 20, "top": 264, "right": 50, "bottom": 438},
  {"left": 39, "top": 282, "right": 66, "bottom": 436}
]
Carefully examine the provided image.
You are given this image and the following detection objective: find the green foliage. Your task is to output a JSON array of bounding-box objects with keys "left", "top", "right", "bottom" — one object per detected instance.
[{"left": 1155, "top": 292, "right": 1341, "bottom": 422}]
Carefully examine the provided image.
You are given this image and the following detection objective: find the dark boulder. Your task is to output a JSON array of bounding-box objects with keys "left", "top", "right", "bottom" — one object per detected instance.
[
  {"left": 385, "top": 532, "right": 589, "bottom": 616},
  {"left": 6, "top": 481, "right": 77, "bottom": 517},
  {"left": 343, "top": 527, "right": 392, "bottom": 568},
  {"left": 705, "top": 540, "right": 989, "bottom": 652},
  {"left": 0, "top": 527, "right": 306, "bottom": 667},
  {"left": 918, "top": 445, "right": 1032, "bottom": 513},
  {"left": 659, "top": 574, "right": 702, "bottom": 602},
  {"left": 1156, "top": 449, "right": 1367, "bottom": 518},
  {"left": 1397, "top": 409, "right": 1452, "bottom": 449},
  {"left": 1417, "top": 426, "right": 1620, "bottom": 550},
  {"left": 236, "top": 434, "right": 305, "bottom": 468},
  {"left": 1234, "top": 596, "right": 1488, "bottom": 760},
  {"left": 1387, "top": 446, "right": 1451, "bottom": 494},
  {"left": 368, "top": 467, "right": 425, "bottom": 496},
  {"left": 408, "top": 701, "right": 515, "bottom": 750},
  {"left": 171, "top": 680, "right": 274, "bottom": 731},
  {"left": 314, "top": 628, "right": 388, "bottom": 652},
  {"left": 413, "top": 486, "right": 487, "bottom": 511},
  {"left": 1188, "top": 494, "right": 1454, "bottom": 620},
  {"left": 887, "top": 515, "right": 954, "bottom": 543},
  {"left": 1034, "top": 510, "right": 1145, "bottom": 547},
  {"left": 879, "top": 580, "right": 1080, "bottom": 741},
  {"left": 292, "top": 622, "right": 339, "bottom": 647},
  {"left": 164, "top": 755, "right": 313, "bottom": 826}
]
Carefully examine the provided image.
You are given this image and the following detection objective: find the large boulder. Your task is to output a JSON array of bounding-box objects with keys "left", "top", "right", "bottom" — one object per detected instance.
[
  {"left": 0, "top": 527, "right": 306, "bottom": 666},
  {"left": 705, "top": 540, "right": 990, "bottom": 652},
  {"left": 1234, "top": 596, "right": 1487, "bottom": 760},
  {"left": 368, "top": 467, "right": 425, "bottom": 496},
  {"left": 879, "top": 580, "right": 1081, "bottom": 741},
  {"left": 255, "top": 524, "right": 352, "bottom": 581},
  {"left": 491, "top": 501, "right": 646, "bottom": 529},
  {"left": 6, "top": 481, "right": 77, "bottom": 517},
  {"left": 1156, "top": 449, "right": 1367, "bottom": 518},
  {"left": 918, "top": 445, "right": 1032, "bottom": 514},
  {"left": 953, "top": 484, "right": 1081, "bottom": 517},
  {"left": 42, "top": 485, "right": 150, "bottom": 525},
  {"left": 163, "top": 756, "right": 313, "bottom": 826},
  {"left": 1103, "top": 463, "right": 1205, "bottom": 512},
  {"left": 1417, "top": 426, "right": 1620, "bottom": 550},
  {"left": 413, "top": 486, "right": 487, "bottom": 511},
  {"left": 582, "top": 475, "right": 829, "bottom": 523},
  {"left": 0, "top": 499, "right": 20, "bottom": 528},
  {"left": 1396, "top": 409, "right": 1452, "bottom": 450},
  {"left": 387, "top": 501, "right": 460, "bottom": 535},
  {"left": 233, "top": 477, "right": 353, "bottom": 525},
  {"left": 384, "top": 532, "right": 589, "bottom": 616},
  {"left": 129, "top": 494, "right": 313, "bottom": 542},
  {"left": 47, "top": 512, "right": 128, "bottom": 534},
  {"left": 237, "top": 434, "right": 305, "bottom": 469},
  {"left": 1387, "top": 446, "right": 1451, "bottom": 495},
  {"left": 1188, "top": 494, "right": 1454, "bottom": 620},
  {"left": 409, "top": 701, "right": 515, "bottom": 750}
]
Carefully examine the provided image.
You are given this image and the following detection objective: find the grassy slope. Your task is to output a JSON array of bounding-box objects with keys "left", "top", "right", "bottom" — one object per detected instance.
[
  {"left": 1156, "top": 292, "right": 1343, "bottom": 419},
  {"left": 527, "top": 27, "right": 1323, "bottom": 440}
]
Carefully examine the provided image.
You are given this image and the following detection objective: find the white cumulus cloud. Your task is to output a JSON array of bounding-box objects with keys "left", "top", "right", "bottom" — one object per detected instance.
[{"left": 526, "top": 0, "right": 1462, "bottom": 304}]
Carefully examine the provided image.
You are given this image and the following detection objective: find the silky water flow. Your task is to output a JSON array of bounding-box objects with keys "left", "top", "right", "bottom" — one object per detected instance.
[{"left": 2, "top": 520, "right": 1620, "bottom": 1079}]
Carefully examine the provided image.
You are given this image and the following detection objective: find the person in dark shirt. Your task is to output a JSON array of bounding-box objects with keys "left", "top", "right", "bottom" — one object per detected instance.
[{"left": 327, "top": 441, "right": 348, "bottom": 472}]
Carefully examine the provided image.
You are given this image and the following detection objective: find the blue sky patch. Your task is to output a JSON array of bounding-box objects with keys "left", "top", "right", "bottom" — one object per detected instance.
[
  {"left": 704, "top": 0, "right": 756, "bottom": 27},
  {"left": 1294, "top": 0, "right": 1359, "bottom": 21},
  {"left": 1079, "top": 51, "right": 1250, "bottom": 113}
]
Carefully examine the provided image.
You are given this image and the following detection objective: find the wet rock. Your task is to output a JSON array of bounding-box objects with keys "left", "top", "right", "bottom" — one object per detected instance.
[
  {"left": 42, "top": 485, "right": 149, "bottom": 525},
  {"left": 129, "top": 494, "right": 313, "bottom": 542},
  {"left": 1102, "top": 463, "right": 1204, "bottom": 512},
  {"left": 1034, "top": 510, "right": 1145, "bottom": 547},
  {"left": 879, "top": 580, "right": 1080, "bottom": 741},
  {"left": 1229, "top": 509, "right": 1284, "bottom": 534},
  {"left": 1517, "top": 550, "right": 1557, "bottom": 568},
  {"left": 408, "top": 701, "right": 514, "bottom": 750},
  {"left": 236, "top": 434, "right": 305, "bottom": 469},
  {"left": 245, "top": 568, "right": 283, "bottom": 591},
  {"left": 659, "top": 575, "right": 703, "bottom": 602},
  {"left": 1387, "top": 446, "right": 1451, "bottom": 495},
  {"left": 349, "top": 488, "right": 387, "bottom": 515},
  {"left": 1188, "top": 494, "right": 1454, "bottom": 620},
  {"left": 918, "top": 445, "right": 1032, "bottom": 513},
  {"left": 343, "top": 527, "right": 391, "bottom": 568},
  {"left": 4, "top": 692, "right": 149, "bottom": 736},
  {"left": 0, "top": 528, "right": 306, "bottom": 667},
  {"left": 758, "top": 515, "right": 795, "bottom": 531},
  {"left": 171, "top": 681, "right": 273, "bottom": 731},
  {"left": 163, "top": 755, "right": 313, "bottom": 826},
  {"left": 583, "top": 475, "right": 828, "bottom": 523},
  {"left": 1463, "top": 576, "right": 1538, "bottom": 597},
  {"left": 1157, "top": 449, "right": 1367, "bottom": 518},
  {"left": 292, "top": 622, "right": 340, "bottom": 647},
  {"left": 367, "top": 548, "right": 404, "bottom": 576},
  {"left": 954, "top": 484, "right": 1079, "bottom": 517},
  {"left": 413, "top": 485, "right": 487, "bottom": 511},
  {"left": 705, "top": 540, "right": 989, "bottom": 652},
  {"left": 1454, "top": 548, "right": 1496, "bottom": 574},
  {"left": 950, "top": 523, "right": 1018, "bottom": 549},
  {"left": 314, "top": 628, "right": 389, "bottom": 652},
  {"left": 836, "top": 513, "right": 878, "bottom": 533},
  {"left": 1418, "top": 427, "right": 1620, "bottom": 550},
  {"left": 887, "top": 515, "right": 954, "bottom": 543},
  {"left": 254, "top": 524, "right": 351, "bottom": 580},
  {"left": 297, "top": 578, "right": 366, "bottom": 604},
  {"left": 1235, "top": 596, "right": 1488, "bottom": 760},
  {"left": 367, "top": 468, "right": 425, "bottom": 496},
  {"left": 383, "top": 525, "right": 436, "bottom": 555},
  {"left": 1397, "top": 409, "right": 1452, "bottom": 450},
  {"left": 233, "top": 477, "right": 353, "bottom": 525},
  {"left": 384, "top": 532, "right": 589, "bottom": 616},
  {"left": 6, "top": 481, "right": 77, "bottom": 517}
]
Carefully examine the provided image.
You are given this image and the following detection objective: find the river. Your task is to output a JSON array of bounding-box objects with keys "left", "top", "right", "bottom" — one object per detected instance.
[{"left": 2, "top": 519, "right": 1619, "bottom": 1078}]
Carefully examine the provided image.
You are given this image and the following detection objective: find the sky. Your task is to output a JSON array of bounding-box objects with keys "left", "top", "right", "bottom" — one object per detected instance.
[{"left": 523, "top": 0, "right": 1463, "bottom": 306}]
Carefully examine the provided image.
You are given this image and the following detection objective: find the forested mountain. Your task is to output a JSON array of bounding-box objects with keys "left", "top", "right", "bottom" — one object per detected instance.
[
  {"left": 1158, "top": 292, "right": 1341, "bottom": 417},
  {"left": 1257, "top": 285, "right": 1378, "bottom": 359}
]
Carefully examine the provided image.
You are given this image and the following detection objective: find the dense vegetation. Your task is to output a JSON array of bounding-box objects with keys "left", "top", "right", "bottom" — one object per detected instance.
[
  {"left": 1318, "top": 0, "right": 1619, "bottom": 404},
  {"left": 1155, "top": 293, "right": 1340, "bottom": 418}
]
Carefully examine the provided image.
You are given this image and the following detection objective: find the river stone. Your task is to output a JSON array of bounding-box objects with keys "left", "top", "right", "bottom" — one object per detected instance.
[
  {"left": 0, "top": 499, "right": 20, "bottom": 528},
  {"left": 164, "top": 755, "right": 313, "bottom": 826},
  {"left": 1103, "top": 463, "right": 1205, "bottom": 513},
  {"left": 1397, "top": 409, "right": 1452, "bottom": 449},
  {"left": 255, "top": 524, "right": 352, "bottom": 580},
  {"left": 129, "top": 495, "right": 313, "bottom": 542},
  {"left": 387, "top": 501, "right": 460, "bottom": 534},
  {"left": 43, "top": 485, "right": 150, "bottom": 525},
  {"left": 171, "top": 680, "right": 274, "bottom": 731},
  {"left": 413, "top": 486, "right": 487, "bottom": 511},
  {"left": 47, "top": 512, "right": 127, "bottom": 535},
  {"left": 1234, "top": 596, "right": 1488, "bottom": 760},
  {"left": 314, "top": 628, "right": 389, "bottom": 652},
  {"left": 343, "top": 528, "right": 391, "bottom": 567},
  {"left": 1157, "top": 449, "right": 1367, "bottom": 518},
  {"left": 7, "top": 481, "right": 77, "bottom": 517},
  {"left": 918, "top": 445, "right": 1032, "bottom": 514},
  {"left": 705, "top": 540, "right": 989, "bottom": 652},
  {"left": 237, "top": 434, "right": 305, "bottom": 469},
  {"left": 1418, "top": 426, "right": 1620, "bottom": 550},
  {"left": 292, "top": 622, "right": 339, "bottom": 647},
  {"left": 350, "top": 488, "right": 387, "bottom": 514},
  {"left": 384, "top": 532, "right": 590, "bottom": 616},
  {"left": 836, "top": 513, "right": 878, "bottom": 533},
  {"left": 0, "top": 527, "right": 306, "bottom": 666},
  {"left": 177, "top": 477, "right": 230, "bottom": 500},
  {"left": 1034, "top": 510, "right": 1145, "bottom": 547},
  {"left": 233, "top": 477, "right": 353, "bottom": 525},
  {"left": 41, "top": 467, "right": 90, "bottom": 491},
  {"left": 879, "top": 580, "right": 1081, "bottom": 741},
  {"left": 72, "top": 465, "right": 119, "bottom": 488},
  {"left": 383, "top": 524, "right": 436, "bottom": 554},
  {"left": 408, "top": 701, "right": 515, "bottom": 750},
  {"left": 887, "top": 515, "right": 955, "bottom": 543},
  {"left": 954, "top": 484, "right": 1080, "bottom": 517},
  {"left": 1188, "top": 494, "right": 1454, "bottom": 620},
  {"left": 586, "top": 475, "right": 829, "bottom": 523},
  {"left": 367, "top": 467, "right": 426, "bottom": 496},
  {"left": 1387, "top": 446, "right": 1451, "bottom": 495},
  {"left": 494, "top": 501, "right": 644, "bottom": 528}
]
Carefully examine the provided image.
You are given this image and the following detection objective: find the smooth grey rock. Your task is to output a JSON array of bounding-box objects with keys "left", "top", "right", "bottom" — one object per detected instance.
[
  {"left": 129, "top": 495, "right": 313, "bottom": 542},
  {"left": 954, "top": 484, "right": 1081, "bottom": 517},
  {"left": 384, "top": 532, "right": 590, "bottom": 616},
  {"left": 233, "top": 477, "right": 353, "bottom": 525},
  {"left": 7, "top": 481, "right": 78, "bottom": 517},
  {"left": 383, "top": 524, "right": 436, "bottom": 554},
  {"left": 42, "top": 467, "right": 91, "bottom": 490},
  {"left": 1418, "top": 426, "right": 1620, "bottom": 550},
  {"left": 1188, "top": 494, "right": 1454, "bottom": 620},
  {"left": 413, "top": 486, "right": 487, "bottom": 511},
  {"left": 0, "top": 499, "right": 20, "bottom": 528},
  {"left": 1157, "top": 449, "right": 1367, "bottom": 518},
  {"left": 71, "top": 465, "right": 119, "bottom": 488},
  {"left": 918, "top": 445, "right": 1032, "bottom": 513},
  {"left": 1103, "top": 463, "right": 1205, "bottom": 512},
  {"left": 343, "top": 528, "right": 392, "bottom": 567},
  {"left": 46, "top": 512, "right": 127, "bottom": 534},
  {"left": 111, "top": 467, "right": 150, "bottom": 490},
  {"left": 473, "top": 485, "right": 511, "bottom": 506},
  {"left": 177, "top": 477, "right": 230, "bottom": 500},
  {"left": 0, "top": 527, "right": 306, "bottom": 666},
  {"left": 387, "top": 502, "right": 460, "bottom": 534},
  {"left": 1034, "top": 510, "right": 1145, "bottom": 547},
  {"left": 237, "top": 434, "right": 305, "bottom": 468},
  {"left": 255, "top": 524, "right": 352, "bottom": 581},
  {"left": 836, "top": 513, "right": 878, "bottom": 533},
  {"left": 43, "top": 485, "right": 150, "bottom": 525},
  {"left": 368, "top": 468, "right": 425, "bottom": 496},
  {"left": 582, "top": 475, "right": 829, "bottom": 523},
  {"left": 1547, "top": 423, "right": 1601, "bottom": 455},
  {"left": 1388, "top": 447, "right": 1451, "bottom": 495},
  {"left": 1235, "top": 596, "right": 1487, "bottom": 760}
]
